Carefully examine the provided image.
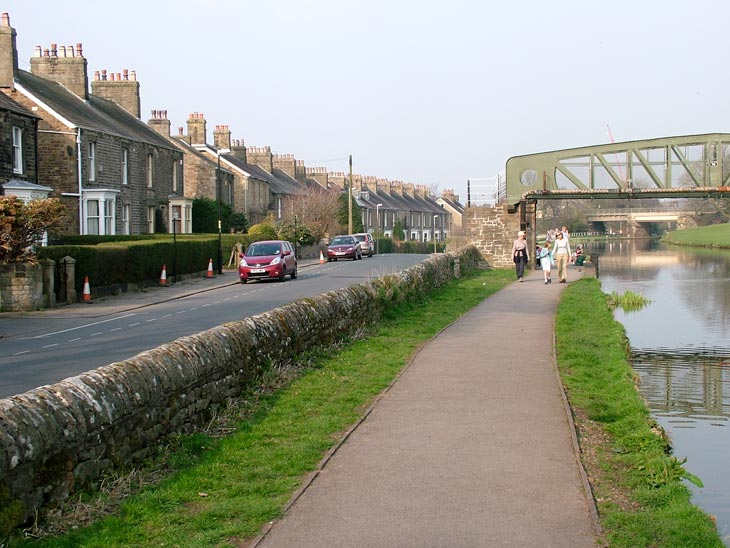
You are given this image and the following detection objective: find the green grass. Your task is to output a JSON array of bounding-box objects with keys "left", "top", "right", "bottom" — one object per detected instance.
[
  {"left": 556, "top": 278, "right": 723, "bottom": 548},
  {"left": 662, "top": 222, "right": 730, "bottom": 248},
  {"left": 8, "top": 268, "right": 514, "bottom": 548}
]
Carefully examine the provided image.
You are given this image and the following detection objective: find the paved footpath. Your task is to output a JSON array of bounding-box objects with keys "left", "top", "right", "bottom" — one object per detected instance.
[{"left": 253, "top": 268, "right": 602, "bottom": 548}]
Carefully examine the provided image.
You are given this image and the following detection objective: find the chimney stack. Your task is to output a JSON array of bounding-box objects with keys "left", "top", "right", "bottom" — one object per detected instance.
[
  {"left": 231, "top": 138, "right": 247, "bottom": 162},
  {"left": 91, "top": 68, "right": 141, "bottom": 118},
  {"left": 305, "top": 166, "right": 328, "bottom": 189},
  {"left": 186, "top": 112, "right": 207, "bottom": 145},
  {"left": 273, "top": 153, "right": 296, "bottom": 179},
  {"left": 247, "top": 146, "right": 273, "bottom": 173},
  {"left": 30, "top": 41, "right": 89, "bottom": 99},
  {"left": 213, "top": 124, "right": 231, "bottom": 151},
  {"left": 0, "top": 13, "right": 18, "bottom": 89},
  {"left": 148, "top": 109, "right": 171, "bottom": 138}
]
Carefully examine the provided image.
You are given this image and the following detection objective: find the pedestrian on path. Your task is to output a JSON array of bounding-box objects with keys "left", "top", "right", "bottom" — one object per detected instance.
[
  {"left": 538, "top": 241, "right": 553, "bottom": 284},
  {"left": 552, "top": 231, "right": 572, "bottom": 283},
  {"left": 512, "top": 230, "right": 529, "bottom": 282}
]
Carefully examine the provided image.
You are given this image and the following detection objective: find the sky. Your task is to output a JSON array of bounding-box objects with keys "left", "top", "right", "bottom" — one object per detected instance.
[{"left": 4, "top": 0, "right": 729, "bottom": 204}]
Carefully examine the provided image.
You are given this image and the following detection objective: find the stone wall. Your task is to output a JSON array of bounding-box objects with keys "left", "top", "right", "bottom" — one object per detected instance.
[
  {"left": 465, "top": 204, "right": 522, "bottom": 268},
  {"left": 0, "top": 262, "right": 42, "bottom": 312},
  {"left": 0, "top": 246, "right": 482, "bottom": 530}
]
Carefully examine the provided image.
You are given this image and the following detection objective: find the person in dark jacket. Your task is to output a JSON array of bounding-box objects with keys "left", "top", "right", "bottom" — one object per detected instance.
[{"left": 511, "top": 230, "right": 529, "bottom": 282}]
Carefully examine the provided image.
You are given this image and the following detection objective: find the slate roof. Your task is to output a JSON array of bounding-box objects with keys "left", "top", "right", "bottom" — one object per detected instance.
[
  {"left": 438, "top": 196, "right": 465, "bottom": 214},
  {"left": 0, "top": 92, "right": 38, "bottom": 118},
  {"left": 16, "top": 70, "right": 176, "bottom": 152}
]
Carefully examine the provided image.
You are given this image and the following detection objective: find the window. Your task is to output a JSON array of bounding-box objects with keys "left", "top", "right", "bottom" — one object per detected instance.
[
  {"left": 147, "top": 153, "right": 153, "bottom": 187},
  {"left": 104, "top": 199, "right": 114, "bottom": 234},
  {"left": 147, "top": 206, "right": 155, "bottom": 233},
  {"left": 87, "top": 200, "right": 100, "bottom": 235},
  {"left": 88, "top": 142, "right": 96, "bottom": 181},
  {"left": 411, "top": 232, "right": 417, "bottom": 240},
  {"left": 12, "top": 126, "right": 22, "bottom": 174},
  {"left": 172, "top": 205, "right": 181, "bottom": 233},
  {"left": 122, "top": 204, "right": 130, "bottom": 235},
  {"left": 122, "top": 148, "right": 129, "bottom": 184},
  {"left": 185, "top": 205, "right": 192, "bottom": 233},
  {"left": 172, "top": 160, "right": 178, "bottom": 192}
]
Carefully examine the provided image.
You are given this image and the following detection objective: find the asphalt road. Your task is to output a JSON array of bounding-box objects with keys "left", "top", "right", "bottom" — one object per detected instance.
[{"left": 0, "top": 254, "right": 429, "bottom": 398}]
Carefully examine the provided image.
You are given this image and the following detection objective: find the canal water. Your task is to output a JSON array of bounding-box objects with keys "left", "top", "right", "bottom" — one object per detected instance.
[{"left": 589, "top": 239, "right": 730, "bottom": 544}]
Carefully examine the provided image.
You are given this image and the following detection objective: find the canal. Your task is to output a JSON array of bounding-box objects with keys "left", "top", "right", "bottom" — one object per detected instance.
[{"left": 589, "top": 239, "right": 730, "bottom": 545}]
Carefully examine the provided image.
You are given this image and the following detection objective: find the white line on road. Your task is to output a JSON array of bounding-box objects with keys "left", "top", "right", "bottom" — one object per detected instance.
[
  {"left": 21, "top": 313, "right": 139, "bottom": 339},
  {"left": 162, "top": 314, "right": 172, "bottom": 318},
  {"left": 42, "top": 343, "right": 58, "bottom": 349},
  {"left": 13, "top": 350, "right": 30, "bottom": 356},
  {"left": 90, "top": 332, "right": 103, "bottom": 337},
  {"left": 110, "top": 327, "right": 122, "bottom": 332},
  {"left": 68, "top": 337, "right": 81, "bottom": 342},
  {"left": 129, "top": 322, "right": 141, "bottom": 327}
]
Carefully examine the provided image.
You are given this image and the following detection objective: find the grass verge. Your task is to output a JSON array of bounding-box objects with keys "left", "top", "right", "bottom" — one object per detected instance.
[
  {"left": 8, "top": 268, "right": 514, "bottom": 548},
  {"left": 662, "top": 222, "right": 730, "bottom": 248},
  {"left": 556, "top": 278, "right": 723, "bottom": 548}
]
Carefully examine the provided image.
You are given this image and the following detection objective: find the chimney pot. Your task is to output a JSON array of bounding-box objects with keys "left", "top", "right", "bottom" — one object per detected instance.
[
  {"left": 68, "top": 44, "right": 75, "bottom": 57},
  {"left": 101, "top": 69, "right": 107, "bottom": 80},
  {"left": 130, "top": 70, "right": 136, "bottom": 81},
  {"left": 1, "top": 12, "right": 10, "bottom": 26},
  {"left": 59, "top": 45, "right": 67, "bottom": 57},
  {"left": 178, "top": 127, "right": 184, "bottom": 135},
  {"left": 110, "top": 72, "right": 115, "bottom": 81},
  {"left": 93, "top": 70, "right": 100, "bottom": 80},
  {"left": 43, "top": 48, "right": 50, "bottom": 57},
  {"left": 34, "top": 46, "right": 42, "bottom": 57},
  {"left": 123, "top": 68, "right": 128, "bottom": 80},
  {"left": 76, "top": 43, "right": 83, "bottom": 56},
  {"left": 50, "top": 43, "right": 57, "bottom": 56}
]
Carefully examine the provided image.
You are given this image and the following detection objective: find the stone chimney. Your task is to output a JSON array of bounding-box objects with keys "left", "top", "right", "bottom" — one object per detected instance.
[
  {"left": 403, "top": 182, "right": 415, "bottom": 197},
  {"left": 213, "top": 124, "right": 231, "bottom": 151},
  {"left": 231, "top": 138, "right": 247, "bottom": 162},
  {"left": 376, "top": 178, "right": 391, "bottom": 196},
  {"left": 30, "top": 41, "right": 89, "bottom": 99},
  {"left": 305, "top": 166, "right": 328, "bottom": 189},
  {"left": 91, "top": 68, "right": 140, "bottom": 117},
  {"left": 186, "top": 112, "right": 207, "bottom": 145},
  {"left": 415, "top": 184, "right": 429, "bottom": 199},
  {"left": 273, "top": 153, "right": 296, "bottom": 178},
  {"left": 0, "top": 13, "right": 18, "bottom": 89},
  {"left": 148, "top": 109, "right": 171, "bottom": 138},
  {"left": 441, "top": 188, "right": 459, "bottom": 202},
  {"left": 295, "top": 159, "right": 306, "bottom": 183},
  {"left": 173, "top": 125, "right": 190, "bottom": 145},
  {"left": 327, "top": 172, "right": 347, "bottom": 190},
  {"left": 247, "top": 146, "right": 273, "bottom": 173}
]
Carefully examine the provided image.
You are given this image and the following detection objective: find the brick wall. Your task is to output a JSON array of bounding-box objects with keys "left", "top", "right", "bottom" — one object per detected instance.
[{"left": 0, "top": 246, "right": 481, "bottom": 530}]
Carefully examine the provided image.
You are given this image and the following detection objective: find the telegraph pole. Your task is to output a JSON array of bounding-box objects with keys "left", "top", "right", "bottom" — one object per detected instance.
[{"left": 348, "top": 154, "right": 353, "bottom": 234}]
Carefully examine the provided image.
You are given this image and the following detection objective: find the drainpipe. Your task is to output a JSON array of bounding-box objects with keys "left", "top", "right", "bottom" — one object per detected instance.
[
  {"left": 33, "top": 118, "right": 39, "bottom": 183},
  {"left": 76, "top": 127, "right": 83, "bottom": 234}
]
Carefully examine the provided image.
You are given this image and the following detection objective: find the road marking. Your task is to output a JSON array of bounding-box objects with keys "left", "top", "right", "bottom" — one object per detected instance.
[
  {"left": 110, "top": 327, "right": 122, "bottom": 332},
  {"left": 129, "top": 322, "right": 141, "bottom": 327},
  {"left": 90, "top": 332, "right": 103, "bottom": 337},
  {"left": 203, "top": 303, "right": 212, "bottom": 307},
  {"left": 42, "top": 343, "right": 58, "bottom": 349},
  {"left": 145, "top": 318, "right": 157, "bottom": 322},
  {"left": 13, "top": 350, "right": 30, "bottom": 356},
  {"left": 176, "top": 310, "right": 186, "bottom": 314},
  {"left": 68, "top": 337, "right": 81, "bottom": 342},
  {"left": 162, "top": 314, "right": 172, "bottom": 318},
  {"left": 21, "top": 313, "right": 139, "bottom": 339}
]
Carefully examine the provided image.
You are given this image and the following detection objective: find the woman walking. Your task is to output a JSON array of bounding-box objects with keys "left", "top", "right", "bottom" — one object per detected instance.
[
  {"left": 551, "top": 231, "right": 572, "bottom": 283},
  {"left": 512, "top": 230, "right": 529, "bottom": 282}
]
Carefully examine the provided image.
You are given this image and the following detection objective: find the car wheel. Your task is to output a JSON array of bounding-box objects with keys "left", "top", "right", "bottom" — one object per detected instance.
[
  {"left": 279, "top": 268, "right": 287, "bottom": 281},
  {"left": 290, "top": 268, "right": 297, "bottom": 279}
]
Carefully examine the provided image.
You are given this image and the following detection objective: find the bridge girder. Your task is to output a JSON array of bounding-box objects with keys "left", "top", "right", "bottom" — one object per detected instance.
[{"left": 506, "top": 133, "right": 730, "bottom": 205}]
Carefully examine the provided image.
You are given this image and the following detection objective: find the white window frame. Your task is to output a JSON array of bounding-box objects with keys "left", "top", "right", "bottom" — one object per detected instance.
[
  {"left": 147, "top": 205, "right": 155, "bottom": 233},
  {"left": 12, "top": 126, "right": 23, "bottom": 174},
  {"left": 172, "top": 159, "right": 179, "bottom": 192},
  {"left": 88, "top": 142, "right": 96, "bottom": 182},
  {"left": 122, "top": 204, "right": 130, "bottom": 235},
  {"left": 82, "top": 189, "right": 118, "bottom": 235},
  {"left": 122, "top": 148, "right": 129, "bottom": 185},
  {"left": 147, "top": 153, "right": 153, "bottom": 188}
]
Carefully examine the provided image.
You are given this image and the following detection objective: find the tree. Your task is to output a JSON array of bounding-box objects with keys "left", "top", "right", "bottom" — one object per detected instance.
[
  {"left": 392, "top": 220, "right": 406, "bottom": 241},
  {"left": 192, "top": 198, "right": 233, "bottom": 233},
  {"left": 286, "top": 187, "right": 342, "bottom": 242},
  {"left": 337, "top": 192, "right": 364, "bottom": 234},
  {"left": 0, "top": 196, "right": 66, "bottom": 264}
]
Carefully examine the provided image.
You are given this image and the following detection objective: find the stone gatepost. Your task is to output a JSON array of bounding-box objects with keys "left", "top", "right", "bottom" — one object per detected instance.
[
  {"left": 0, "top": 263, "right": 43, "bottom": 312},
  {"left": 59, "top": 255, "right": 77, "bottom": 304},
  {"left": 42, "top": 258, "right": 56, "bottom": 308}
]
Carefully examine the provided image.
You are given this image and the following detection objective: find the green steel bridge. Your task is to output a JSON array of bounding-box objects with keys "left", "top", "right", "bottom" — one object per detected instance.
[{"left": 505, "top": 133, "right": 730, "bottom": 207}]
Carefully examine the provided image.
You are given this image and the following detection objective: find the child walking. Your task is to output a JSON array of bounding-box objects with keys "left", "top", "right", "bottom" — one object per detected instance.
[{"left": 538, "top": 242, "right": 553, "bottom": 284}]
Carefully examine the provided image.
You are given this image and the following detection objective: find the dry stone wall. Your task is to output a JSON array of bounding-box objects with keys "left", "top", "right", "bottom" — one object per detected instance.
[{"left": 0, "top": 246, "right": 481, "bottom": 531}]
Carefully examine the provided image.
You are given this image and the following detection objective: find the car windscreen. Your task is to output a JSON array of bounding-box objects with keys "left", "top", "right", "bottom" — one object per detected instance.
[
  {"left": 330, "top": 237, "right": 353, "bottom": 245},
  {"left": 354, "top": 235, "right": 366, "bottom": 242},
  {"left": 247, "top": 243, "right": 281, "bottom": 256}
]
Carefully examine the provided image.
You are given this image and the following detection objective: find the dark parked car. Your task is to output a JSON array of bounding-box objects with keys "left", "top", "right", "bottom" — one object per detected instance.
[
  {"left": 239, "top": 240, "right": 297, "bottom": 283},
  {"left": 353, "top": 232, "right": 374, "bottom": 257},
  {"left": 327, "top": 235, "right": 362, "bottom": 261}
]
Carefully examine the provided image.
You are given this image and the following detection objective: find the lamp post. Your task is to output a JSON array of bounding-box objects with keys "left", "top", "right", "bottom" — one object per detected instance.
[
  {"left": 293, "top": 214, "right": 298, "bottom": 258},
  {"left": 216, "top": 148, "right": 230, "bottom": 274},
  {"left": 433, "top": 215, "right": 438, "bottom": 253},
  {"left": 376, "top": 203, "right": 383, "bottom": 255}
]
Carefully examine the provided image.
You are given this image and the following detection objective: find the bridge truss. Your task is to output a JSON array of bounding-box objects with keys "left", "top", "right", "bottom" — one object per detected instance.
[{"left": 505, "top": 133, "right": 730, "bottom": 205}]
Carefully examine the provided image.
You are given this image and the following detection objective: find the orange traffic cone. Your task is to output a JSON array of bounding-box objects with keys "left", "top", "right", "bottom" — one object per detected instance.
[
  {"left": 82, "top": 276, "right": 91, "bottom": 302},
  {"left": 160, "top": 264, "right": 167, "bottom": 285},
  {"left": 319, "top": 250, "right": 325, "bottom": 264},
  {"left": 206, "top": 258, "right": 214, "bottom": 278}
]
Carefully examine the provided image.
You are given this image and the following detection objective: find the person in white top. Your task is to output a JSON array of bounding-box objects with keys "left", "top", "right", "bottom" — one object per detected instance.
[
  {"left": 552, "top": 231, "right": 572, "bottom": 283},
  {"left": 511, "top": 230, "right": 529, "bottom": 282}
]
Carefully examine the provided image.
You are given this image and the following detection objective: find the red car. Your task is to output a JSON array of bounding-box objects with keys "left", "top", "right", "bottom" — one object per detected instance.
[
  {"left": 239, "top": 240, "right": 297, "bottom": 283},
  {"left": 327, "top": 235, "right": 363, "bottom": 261}
]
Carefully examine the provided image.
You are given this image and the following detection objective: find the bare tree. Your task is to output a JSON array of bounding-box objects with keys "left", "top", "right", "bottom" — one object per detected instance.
[{"left": 284, "top": 187, "right": 342, "bottom": 243}]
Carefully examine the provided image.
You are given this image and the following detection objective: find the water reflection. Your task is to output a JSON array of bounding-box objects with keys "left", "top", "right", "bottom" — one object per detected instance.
[{"left": 592, "top": 239, "right": 730, "bottom": 544}]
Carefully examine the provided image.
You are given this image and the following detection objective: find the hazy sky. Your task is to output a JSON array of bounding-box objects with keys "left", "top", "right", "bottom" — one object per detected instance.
[{"left": 5, "top": 0, "right": 728, "bottom": 203}]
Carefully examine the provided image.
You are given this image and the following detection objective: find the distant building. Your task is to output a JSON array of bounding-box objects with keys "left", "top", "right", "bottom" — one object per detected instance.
[{"left": 436, "top": 189, "right": 465, "bottom": 236}]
